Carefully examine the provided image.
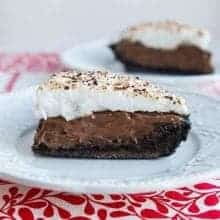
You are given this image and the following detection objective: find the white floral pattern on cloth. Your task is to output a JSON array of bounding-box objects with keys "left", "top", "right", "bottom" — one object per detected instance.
[
  {"left": 1, "top": 180, "right": 220, "bottom": 219},
  {"left": 0, "top": 53, "right": 220, "bottom": 219}
]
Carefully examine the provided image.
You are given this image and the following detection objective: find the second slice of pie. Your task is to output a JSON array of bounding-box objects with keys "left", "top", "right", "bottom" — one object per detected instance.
[{"left": 110, "top": 21, "right": 213, "bottom": 74}]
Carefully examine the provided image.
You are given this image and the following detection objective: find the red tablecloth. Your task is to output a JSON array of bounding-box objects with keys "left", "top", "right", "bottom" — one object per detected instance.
[{"left": 0, "top": 53, "right": 220, "bottom": 220}]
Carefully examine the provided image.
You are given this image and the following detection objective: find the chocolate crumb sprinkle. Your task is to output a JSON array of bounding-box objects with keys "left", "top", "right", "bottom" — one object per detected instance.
[{"left": 38, "top": 70, "right": 186, "bottom": 109}]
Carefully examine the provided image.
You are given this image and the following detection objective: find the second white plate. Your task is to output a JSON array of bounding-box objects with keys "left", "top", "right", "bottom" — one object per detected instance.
[{"left": 61, "top": 39, "right": 220, "bottom": 86}]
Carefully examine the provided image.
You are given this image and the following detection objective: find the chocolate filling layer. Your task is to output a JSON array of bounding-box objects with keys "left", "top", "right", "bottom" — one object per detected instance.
[
  {"left": 110, "top": 40, "right": 213, "bottom": 74},
  {"left": 33, "top": 111, "right": 190, "bottom": 159}
]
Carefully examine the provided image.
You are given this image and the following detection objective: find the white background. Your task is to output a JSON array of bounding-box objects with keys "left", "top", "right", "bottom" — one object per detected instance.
[{"left": 0, "top": 0, "right": 219, "bottom": 52}]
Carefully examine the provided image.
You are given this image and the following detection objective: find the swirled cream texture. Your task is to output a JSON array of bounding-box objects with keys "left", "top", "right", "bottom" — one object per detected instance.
[{"left": 119, "top": 21, "right": 210, "bottom": 50}]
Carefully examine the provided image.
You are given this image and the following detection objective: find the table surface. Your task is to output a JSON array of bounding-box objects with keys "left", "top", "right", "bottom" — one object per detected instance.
[{"left": 0, "top": 53, "right": 219, "bottom": 219}]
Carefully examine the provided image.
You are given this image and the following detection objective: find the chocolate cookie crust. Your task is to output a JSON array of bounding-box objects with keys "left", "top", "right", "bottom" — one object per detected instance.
[
  {"left": 33, "top": 111, "right": 191, "bottom": 159},
  {"left": 110, "top": 40, "right": 213, "bottom": 74}
]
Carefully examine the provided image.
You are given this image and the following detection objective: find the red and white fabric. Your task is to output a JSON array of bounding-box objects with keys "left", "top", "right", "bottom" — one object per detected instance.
[{"left": 0, "top": 53, "right": 220, "bottom": 220}]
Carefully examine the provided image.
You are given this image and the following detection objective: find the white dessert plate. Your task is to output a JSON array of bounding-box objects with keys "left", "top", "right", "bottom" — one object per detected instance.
[
  {"left": 61, "top": 39, "right": 220, "bottom": 86},
  {"left": 0, "top": 87, "right": 220, "bottom": 193}
]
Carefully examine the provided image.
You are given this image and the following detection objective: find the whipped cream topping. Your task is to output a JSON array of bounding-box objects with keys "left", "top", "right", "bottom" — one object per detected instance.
[
  {"left": 119, "top": 20, "right": 210, "bottom": 50},
  {"left": 35, "top": 71, "right": 189, "bottom": 121}
]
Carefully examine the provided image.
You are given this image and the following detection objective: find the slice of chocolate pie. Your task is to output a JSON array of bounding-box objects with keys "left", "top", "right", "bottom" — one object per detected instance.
[
  {"left": 110, "top": 21, "right": 213, "bottom": 74},
  {"left": 33, "top": 71, "right": 191, "bottom": 159}
]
